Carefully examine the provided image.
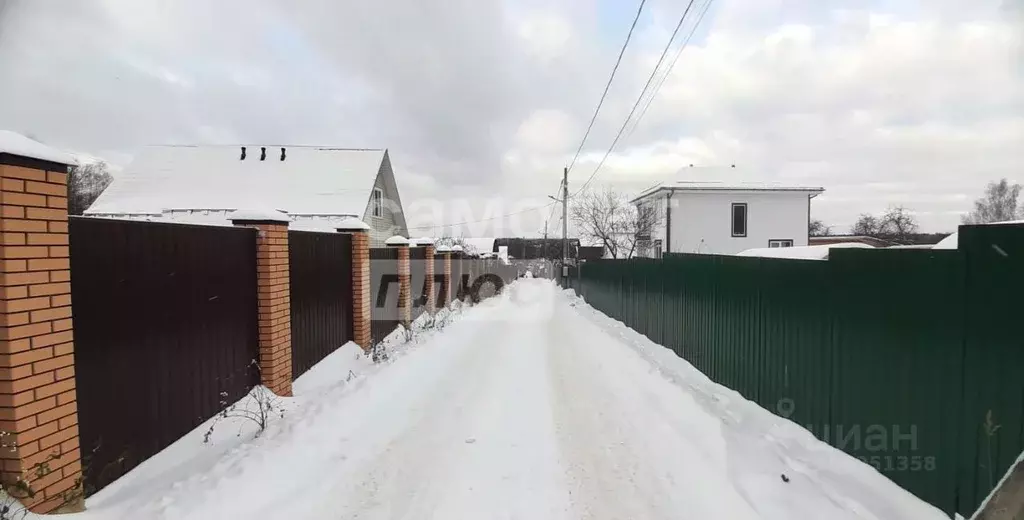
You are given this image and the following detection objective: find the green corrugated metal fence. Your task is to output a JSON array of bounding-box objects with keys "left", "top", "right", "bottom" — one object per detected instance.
[{"left": 570, "top": 224, "right": 1024, "bottom": 518}]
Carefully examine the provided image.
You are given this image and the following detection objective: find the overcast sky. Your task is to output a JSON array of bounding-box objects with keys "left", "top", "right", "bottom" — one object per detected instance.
[{"left": 0, "top": 0, "right": 1021, "bottom": 235}]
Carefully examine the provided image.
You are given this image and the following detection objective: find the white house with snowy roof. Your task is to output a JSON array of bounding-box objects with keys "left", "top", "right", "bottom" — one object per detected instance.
[
  {"left": 86, "top": 145, "right": 409, "bottom": 246},
  {"left": 631, "top": 180, "right": 825, "bottom": 257}
]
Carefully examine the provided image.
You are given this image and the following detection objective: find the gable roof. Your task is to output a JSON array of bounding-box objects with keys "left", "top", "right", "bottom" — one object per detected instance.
[
  {"left": 87, "top": 145, "right": 387, "bottom": 217},
  {"left": 0, "top": 130, "right": 77, "bottom": 166},
  {"left": 632, "top": 180, "right": 824, "bottom": 203}
]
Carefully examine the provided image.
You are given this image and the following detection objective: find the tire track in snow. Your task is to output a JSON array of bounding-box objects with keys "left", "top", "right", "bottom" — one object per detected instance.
[
  {"left": 304, "top": 283, "right": 571, "bottom": 519},
  {"left": 546, "top": 293, "right": 763, "bottom": 520}
]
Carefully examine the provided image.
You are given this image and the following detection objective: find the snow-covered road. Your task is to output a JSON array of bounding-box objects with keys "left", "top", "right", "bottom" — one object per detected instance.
[{"left": 77, "top": 279, "right": 947, "bottom": 520}]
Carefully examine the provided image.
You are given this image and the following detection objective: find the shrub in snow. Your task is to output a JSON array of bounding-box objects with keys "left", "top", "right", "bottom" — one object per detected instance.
[
  {"left": 371, "top": 339, "right": 389, "bottom": 363},
  {"left": 204, "top": 384, "right": 284, "bottom": 444}
]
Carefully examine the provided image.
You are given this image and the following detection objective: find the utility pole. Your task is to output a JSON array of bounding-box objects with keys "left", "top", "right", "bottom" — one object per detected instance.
[
  {"left": 562, "top": 167, "right": 569, "bottom": 276},
  {"left": 543, "top": 219, "right": 549, "bottom": 260}
]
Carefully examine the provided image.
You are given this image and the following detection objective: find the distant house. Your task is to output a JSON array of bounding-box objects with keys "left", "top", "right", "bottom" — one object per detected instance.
[
  {"left": 492, "top": 237, "right": 582, "bottom": 260},
  {"left": 810, "top": 235, "right": 892, "bottom": 248},
  {"left": 87, "top": 145, "right": 409, "bottom": 246},
  {"left": 631, "top": 181, "right": 824, "bottom": 256},
  {"left": 577, "top": 246, "right": 605, "bottom": 262}
]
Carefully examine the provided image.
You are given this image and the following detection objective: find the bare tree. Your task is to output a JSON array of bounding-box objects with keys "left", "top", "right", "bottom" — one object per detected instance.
[
  {"left": 851, "top": 214, "right": 881, "bottom": 236},
  {"left": 962, "top": 178, "right": 1022, "bottom": 224},
  {"left": 879, "top": 206, "right": 919, "bottom": 243},
  {"left": 570, "top": 187, "right": 660, "bottom": 259},
  {"left": 68, "top": 161, "right": 113, "bottom": 215},
  {"left": 851, "top": 206, "right": 920, "bottom": 244},
  {"left": 809, "top": 219, "right": 832, "bottom": 237}
]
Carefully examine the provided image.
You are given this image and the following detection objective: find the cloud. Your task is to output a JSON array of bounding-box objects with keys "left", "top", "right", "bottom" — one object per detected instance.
[{"left": 0, "top": 0, "right": 1020, "bottom": 235}]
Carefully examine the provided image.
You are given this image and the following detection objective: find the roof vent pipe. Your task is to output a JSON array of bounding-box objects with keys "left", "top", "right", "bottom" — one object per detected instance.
[
  {"left": 240, "top": 146, "right": 246, "bottom": 160},
  {"left": 260, "top": 147, "right": 266, "bottom": 161},
  {"left": 280, "top": 147, "right": 286, "bottom": 161}
]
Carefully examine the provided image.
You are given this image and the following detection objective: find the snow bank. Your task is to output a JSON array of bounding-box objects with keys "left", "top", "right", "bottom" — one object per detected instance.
[
  {"left": 561, "top": 287, "right": 948, "bottom": 520},
  {"left": 27, "top": 279, "right": 946, "bottom": 520}
]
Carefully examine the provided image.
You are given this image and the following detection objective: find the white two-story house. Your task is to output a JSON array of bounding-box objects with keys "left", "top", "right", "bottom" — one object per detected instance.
[{"left": 631, "top": 181, "right": 824, "bottom": 257}]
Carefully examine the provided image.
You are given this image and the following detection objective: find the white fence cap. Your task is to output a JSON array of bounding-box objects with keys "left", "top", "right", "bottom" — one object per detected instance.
[
  {"left": 385, "top": 235, "right": 410, "bottom": 246},
  {"left": 335, "top": 217, "right": 371, "bottom": 231},
  {"left": 228, "top": 208, "right": 290, "bottom": 223}
]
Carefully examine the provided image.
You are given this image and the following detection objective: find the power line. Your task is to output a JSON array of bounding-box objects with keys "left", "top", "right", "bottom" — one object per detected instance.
[
  {"left": 573, "top": 0, "right": 703, "bottom": 197},
  {"left": 625, "top": 0, "right": 714, "bottom": 141},
  {"left": 566, "top": 0, "right": 649, "bottom": 174}
]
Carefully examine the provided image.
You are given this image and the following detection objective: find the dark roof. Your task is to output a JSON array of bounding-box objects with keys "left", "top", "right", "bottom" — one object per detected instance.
[{"left": 492, "top": 237, "right": 581, "bottom": 259}]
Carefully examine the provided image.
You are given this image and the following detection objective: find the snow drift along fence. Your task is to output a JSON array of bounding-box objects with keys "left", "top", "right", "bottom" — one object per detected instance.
[
  {"left": 288, "top": 231, "right": 354, "bottom": 380},
  {"left": 69, "top": 217, "right": 261, "bottom": 496},
  {"left": 569, "top": 223, "right": 1024, "bottom": 518}
]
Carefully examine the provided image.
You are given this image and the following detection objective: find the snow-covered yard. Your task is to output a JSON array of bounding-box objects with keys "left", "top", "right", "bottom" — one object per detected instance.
[{"left": 50, "top": 279, "right": 946, "bottom": 519}]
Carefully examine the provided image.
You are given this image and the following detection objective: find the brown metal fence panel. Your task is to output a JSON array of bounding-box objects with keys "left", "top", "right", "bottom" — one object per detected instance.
[
  {"left": 369, "top": 248, "right": 401, "bottom": 345},
  {"left": 434, "top": 253, "right": 449, "bottom": 307},
  {"left": 69, "top": 217, "right": 259, "bottom": 496},
  {"left": 288, "top": 231, "right": 353, "bottom": 380},
  {"left": 409, "top": 247, "right": 427, "bottom": 321}
]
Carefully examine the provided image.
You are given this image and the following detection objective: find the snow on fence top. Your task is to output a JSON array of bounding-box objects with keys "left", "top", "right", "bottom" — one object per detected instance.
[
  {"left": 334, "top": 217, "right": 371, "bottom": 231},
  {"left": 0, "top": 130, "right": 77, "bottom": 165},
  {"left": 737, "top": 242, "right": 874, "bottom": 260},
  {"left": 414, "top": 237, "right": 436, "bottom": 246},
  {"left": 385, "top": 235, "right": 409, "bottom": 246},
  {"left": 228, "top": 208, "right": 290, "bottom": 222},
  {"left": 436, "top": 245, "right": 452, "bottom": 253}
]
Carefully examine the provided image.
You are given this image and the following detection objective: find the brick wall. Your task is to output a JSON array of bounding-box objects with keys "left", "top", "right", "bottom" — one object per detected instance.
[
  {"left": 232, "top": 221, "right": 292, "bottom": 397},
  {"left": 349, "top": 230, "right": 370, "bottom": 351},
  {"left": 397, "top": 246, "right": 411, "bottom": 326},
  {"left": 0, "top": 164, "right": 83, "bottom": 513}
]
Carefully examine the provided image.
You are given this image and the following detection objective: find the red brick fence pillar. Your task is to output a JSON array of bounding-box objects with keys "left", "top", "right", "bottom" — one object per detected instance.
[
  {"left": 335, "top": 218, "right": 371, "bottom": 352},
  {"left": 385, "top": 236, "right": 411, "bottom": 327},
  {"left": 0, "top": 142, "right": 83, "bottom": 513},
  {"left": 231, "top": 211, "right": 292, "bottom": 397}
]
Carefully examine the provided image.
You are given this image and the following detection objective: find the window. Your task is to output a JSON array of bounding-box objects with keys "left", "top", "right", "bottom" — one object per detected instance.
[
  {"left": 731, "top": 203, "right": 747, "bottom": 237},
  {"left": 769, "top": 239, "right": 794, "bottom": 248},
  {"left": 371, "top": 188, "right": 383, "bottom": 218}
]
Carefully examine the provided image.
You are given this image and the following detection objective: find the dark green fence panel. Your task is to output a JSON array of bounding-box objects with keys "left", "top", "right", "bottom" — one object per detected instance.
[
  {"left": 829, "top": 248, "right": 965, "bottom": 513},
  {"left": 957, "top": 224, "right": 1024, "bottom": 516},
  {"left": 567, "top": 224, "right": 1024, "bottom": 517},
  {"left": 756, "top": 257, "right": 832, "bottom": 431}
]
